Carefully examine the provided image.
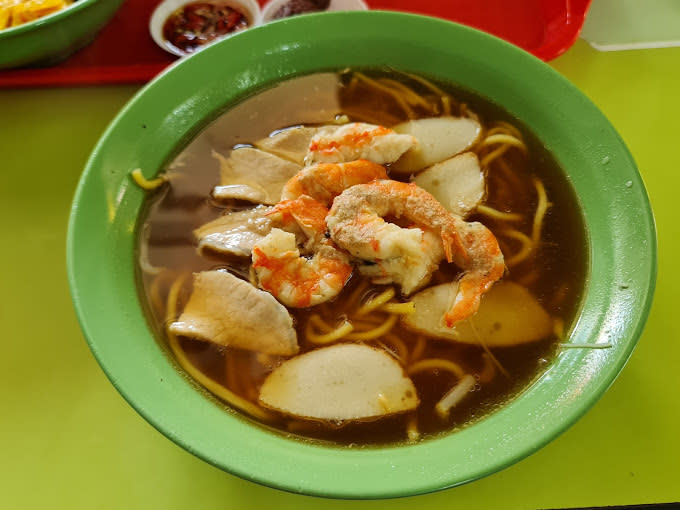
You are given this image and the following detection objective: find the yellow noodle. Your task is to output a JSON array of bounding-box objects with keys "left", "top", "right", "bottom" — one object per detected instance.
[
  {"left": 165, "top": 274, "right": 187, "bottom": 323},
  {"left": 378, "top": 78, "right": 432, "bottom": 109},
  {"left": 441, "top": 95, "right": 452, "bottom": 116},
  {"left": 406, "top": 414, "right": 421, "bottom": 442},
  {"left": 381, "top": 333, "right": 409, "bottom": 362},
  {"left": 469, "top": 319, "right": 510, "bottom": 378},
  {"left": 139, "top": 233, "right": 165, "bottom": 275},
  {"left": 165, "top": 275, "right": 274, "bottom": 422},
  {"left": 409, "top": 335, "right": 427, "bottom": 363},
  {"left": 307, "top": 319, "right": 354, "bottom": 345},
  {"left": 347, "top": 278, "right": 371, "bottom": 308},
  {"left": 130, "top": 168, "right": 166, "bottom": 191},
  {"left": 345, "top": 314, "right": 399, "bottom": 341},
  {"left": 308, "top": 314, "right": 333, "bottom": 333},
  {"left": 515, "top": 269, "right": 540, "bottom": 288},
  {"left": 485, "top": 127, "right": 508, "bottom": 137},
  {"left": 531, "top": 177, "right": 551, "bottom": 245},
  {"left": 380, "top": 301, "right": 415, "bottom": 314},
  {"left": 435, "top": 374, "right": 476, "bottom": 419},
  {"left": 404, "top": 71, "right": 448, "bottom": 98},
  {"left": 351, "top": 315, "right": 386, "bottom": 329},
  {"left": 407, "top": 358, "right": 466, "bottom": 379},
  {"left": 357, "top": 287, "right": 396, "bottom": 315},
  {"left": 476, "top": 204, "right": 523, "bottom": 222},
  {"left": 460, "top": 103, "right": 481, "bottom": 122},
  {"left": 346, "top": 74, "right": 359, "bottom": 93},
  {"left": 489, "top": 121, "right": 523, "bottom": 139},
  {"left": 480, "top": 143, "right": 511, "bottom": 168},
  {"left": 354, "top": 72, "right": 415, "bottom": 118},
  {"left": 376, "top": 340, "right": 403, "bottom": 363},
  {"left": 495, "top": 156, "right": 524, "bottom": 192},
  {"left": 478, "top": 353, "right": 496, "bottom": 383},
  {"left": 480, "top": 134, "right": 528, "bottom": 152},
  {"left": 502, "top": 229, "right": 534, "bottom": 267}
]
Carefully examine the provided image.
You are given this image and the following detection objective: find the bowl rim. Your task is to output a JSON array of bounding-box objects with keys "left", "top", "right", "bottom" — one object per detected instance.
[
  {"left": 0, "top": 0, "right": 97, "bottom": 38},
  {"left": 67, "top": 10, "right": 657, "bottom": 499}
]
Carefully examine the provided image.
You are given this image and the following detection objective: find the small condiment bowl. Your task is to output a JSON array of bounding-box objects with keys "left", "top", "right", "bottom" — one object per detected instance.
[
  {"left": 150, "top": 0, "right": 262, "bottom": 57},
  {"left": 261, "top": 0, "right": 367, "bottom": 24}
]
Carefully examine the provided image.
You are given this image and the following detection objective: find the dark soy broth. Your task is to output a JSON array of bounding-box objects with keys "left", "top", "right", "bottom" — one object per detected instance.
[{"left": 137, "top": 70, "right": 587, "bottom": 446}]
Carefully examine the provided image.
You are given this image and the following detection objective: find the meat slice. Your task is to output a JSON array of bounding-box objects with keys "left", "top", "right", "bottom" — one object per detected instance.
[
  {"left": 169, "top": 270, "right": 298, "bottom": 356},
  {"left": 254, "top": 126, "right": 325, "bottom": 165},
  {"left": 194, "top": 205, "right": 272, "bottom": 257},
  {"left": 259, "top": 343, "right": 419, "bottom": 421},
  {"left": 212, "top": 148, "right": 302, "bottom": 204}
]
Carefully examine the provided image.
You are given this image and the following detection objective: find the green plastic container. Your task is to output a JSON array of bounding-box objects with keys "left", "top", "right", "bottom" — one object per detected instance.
[{"left": 0, "top": 0, "right": 125, "bottom": 69}]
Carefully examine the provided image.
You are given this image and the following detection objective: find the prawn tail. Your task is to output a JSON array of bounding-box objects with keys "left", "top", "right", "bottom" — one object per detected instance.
[
  {"left": 440, "top": 229, "right": 468, "bottom": 264},
  {"left": 268, "top": 196, "right": 329, "bottom": 242},
  {"left": 444, "top": 278, "right": 483, "bottom": 327}
]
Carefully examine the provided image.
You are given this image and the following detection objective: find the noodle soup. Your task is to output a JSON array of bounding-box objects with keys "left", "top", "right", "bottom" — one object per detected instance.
[{"left": 136, "top": 69, "right": 586, "bottom": 445}]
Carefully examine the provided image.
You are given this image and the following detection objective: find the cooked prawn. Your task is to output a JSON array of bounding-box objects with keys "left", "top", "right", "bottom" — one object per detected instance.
[
  {"left": 252, "top": 196, "right": 352, "bottom": 308},
  {"left": 266, "top": 195, "right": 329, "bottom": 249},
  {"left": 306, "top": 122, "right": 417, "bottom": 165},
  {"left": 281, "top": 160, "right": 388, "bottom": 206},
  {"left": 356, "top": 227, "right": 446, "bottom": 295},
  {"left": 327, "top": 180, "right": 505, "bottom": 324}
]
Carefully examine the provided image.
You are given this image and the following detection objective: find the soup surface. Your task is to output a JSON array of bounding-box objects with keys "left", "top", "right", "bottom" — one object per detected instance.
[{"left": 136, "top": 70, "right": 587, "bottom": 446}]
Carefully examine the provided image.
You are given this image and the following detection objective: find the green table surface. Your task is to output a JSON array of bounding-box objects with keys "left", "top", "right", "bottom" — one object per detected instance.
[{"left": 1, "top": 40, "right": 677, "bottom": 509}]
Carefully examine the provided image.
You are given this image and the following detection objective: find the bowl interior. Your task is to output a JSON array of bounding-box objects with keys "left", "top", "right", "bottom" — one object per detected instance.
[{"left": 68, "top": 11, "right": 656, "bottom": 498}]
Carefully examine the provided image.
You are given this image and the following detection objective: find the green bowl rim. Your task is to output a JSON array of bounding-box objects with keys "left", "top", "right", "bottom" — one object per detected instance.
[{"left": 67, "top": 11, "right": 657, "bottom": 499}]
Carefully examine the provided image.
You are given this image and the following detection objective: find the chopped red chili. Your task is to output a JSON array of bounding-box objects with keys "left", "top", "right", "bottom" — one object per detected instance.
[{"left": 163, "top": 2, "right": 250, "bottom": 54}]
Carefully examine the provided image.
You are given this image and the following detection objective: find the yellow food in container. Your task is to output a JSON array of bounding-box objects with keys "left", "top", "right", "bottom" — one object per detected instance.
[{"left": 0, "top": 0, "right": 73, "bottom": 29}]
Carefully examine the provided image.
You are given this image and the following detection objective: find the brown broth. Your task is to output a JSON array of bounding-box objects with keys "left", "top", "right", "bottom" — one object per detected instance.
[{"left": 136, "top": 70, "right": 587, "bottom": 446}]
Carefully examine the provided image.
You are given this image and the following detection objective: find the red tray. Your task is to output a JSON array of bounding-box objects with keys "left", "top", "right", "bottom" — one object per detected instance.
[{"left": 0, "top": 0, "right": 590, "bottom": 88}]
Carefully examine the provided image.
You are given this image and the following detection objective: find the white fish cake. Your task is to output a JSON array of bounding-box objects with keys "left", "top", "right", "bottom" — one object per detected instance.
[
  {"left": 403, "top": 281, "right": 553, "bottom": 347},
  {"left": 169, "top": 270, "right": 298, "bottom": 356},
  {"left": 259, "top": 343, "right": 419, "bottom": 421},
  {"left": 413, "top": 152, "right": 485, "bottom": 218},
  {"left": 391, "top": 116, "right": 482, "bottom": 173}
]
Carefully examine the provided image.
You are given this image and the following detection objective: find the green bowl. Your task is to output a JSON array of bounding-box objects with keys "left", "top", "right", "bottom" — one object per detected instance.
[
  {"left": 0, "top": 0, "right": 125, "bottom": 69},
  {"left": 67, "top": 11, "right": 656, "bottom": 499}
]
